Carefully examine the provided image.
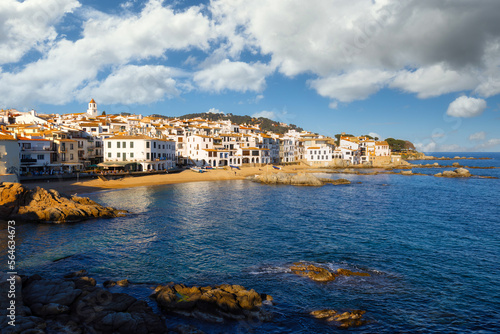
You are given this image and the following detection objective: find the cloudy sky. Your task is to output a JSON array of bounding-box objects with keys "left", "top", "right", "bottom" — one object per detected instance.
[{"left": 1, "top": 0, "right": 500, "bottom": 152}]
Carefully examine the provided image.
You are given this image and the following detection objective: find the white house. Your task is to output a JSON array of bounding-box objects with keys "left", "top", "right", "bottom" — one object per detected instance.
[
  {"left": 0, "top": 132, "right": 20, "bottom": 182},
  {"left": 375, "top": 141, "right": 391, "bottom": 156},
  {"left": 305, "top": 145, "right": 333, "bottom": 165},
  {"left": 18, "top": 137, "right": 54, "bottom": 174},
  {"left": 102, "top": 135, "right": 176, "bottom": 171}
]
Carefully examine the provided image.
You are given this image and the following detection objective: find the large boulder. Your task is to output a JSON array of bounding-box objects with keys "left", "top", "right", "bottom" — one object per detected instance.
[
  {"left": 151, "top": 283, "right": 272, "bottom": 323},
  {"left": 435, "top": 168, "right": 471, "bottom": 178},
  {"left": 0, "top": 182, "right": 126, "bottom": 222}
]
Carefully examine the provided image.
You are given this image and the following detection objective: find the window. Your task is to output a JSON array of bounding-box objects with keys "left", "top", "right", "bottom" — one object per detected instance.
[
  {"left": 153, "top": 142, "right": 156, "bottom": 148},
  {"left": 117, "top": 142, "right": 121, "bottom": 148},
  {"left": 146, "top": 153, "right": 150, "bottom": 160},
  {"left": 146, "top": 142, "right": 150, "bottom": 148},
  {"left": 130, "top": 142, "right": 134, "bottom": 148},
  {"left": 108, "top": 142, "right": 111, "bottom": 148},
  {"left": 130, "top": 152, "right": 134, "bottom": 158},
  {"left": 70, "top": 154, "right": 74, "bottom": 160},
  {"left": 91, "top": 128, "right": 96, "bottom": 132},
  {"left": 37, "top": 154, "right": 44, "bottom": 160},
  {"left": 70, "top": 144, "right": 74, "bottom": 150},
  {"left": 108, "top": 152, "right": 111, "bottom": 158},
  {"left": 117, "top": 153, "right": 121, "bottom": 157},
  {"left": 123, "top": 142, "right": 126, "bottom": 148},
  {"left": 61, "top": 153, "right": 66, "bottom": 161}
]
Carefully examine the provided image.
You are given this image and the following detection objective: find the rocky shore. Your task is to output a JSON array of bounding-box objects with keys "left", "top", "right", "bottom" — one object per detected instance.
[
  {"left": 0, "top": 182, "right": 126, "bottom": 223},
  {"left": 0, "top": 272, "right": 273, "bottom": 334},
  {"left": 0, "top": 272, "right": 167, "bottom": 334},
  {"left": 248, "top": 172, "right": 351, "bottom": 186}
]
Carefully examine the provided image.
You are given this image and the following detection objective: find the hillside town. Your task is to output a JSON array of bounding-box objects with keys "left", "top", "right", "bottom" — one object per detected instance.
[{"left": 0, "top": 99, "right": 403, "bottom": 183}]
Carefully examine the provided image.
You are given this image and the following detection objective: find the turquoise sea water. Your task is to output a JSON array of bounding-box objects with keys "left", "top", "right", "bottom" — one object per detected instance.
[{"left": 5, "top": 152, "right": 500, "bottom": 333}]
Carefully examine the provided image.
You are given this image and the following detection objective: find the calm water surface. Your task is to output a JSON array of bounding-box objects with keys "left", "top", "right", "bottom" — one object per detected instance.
[{"left": 5, "top": 153, "right": 500, "bottom": 333}]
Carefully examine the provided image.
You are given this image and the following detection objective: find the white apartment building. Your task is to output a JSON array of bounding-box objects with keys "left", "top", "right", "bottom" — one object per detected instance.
[
  {"left": 305, "top": 146, "right": 333, "bottom": 164},
  {"left": 103, "top": 135, "right": 176, "bottom": 171},
  {"left": 18, "top": 138, "right": 54, "bottom": 173}
]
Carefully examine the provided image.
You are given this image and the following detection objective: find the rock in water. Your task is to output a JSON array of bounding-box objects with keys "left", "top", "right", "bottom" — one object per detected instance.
[
  {"left": 151, "top": 283, "right": 273, "bottom": 323},
  {"left": 435, "top": 168, "right": 471, "bottom": 178},
  {"left": 250, "top": 172, "right": 349, "bottom": 187},
  {"left": 0, "top": 182, "right": 126, "bottom": 222},
  {"left": 290, "top": 262, "right": 370, "bottom": 282},
  {"left": 311, "top": 309, "right": 367, "bottom": 328}
]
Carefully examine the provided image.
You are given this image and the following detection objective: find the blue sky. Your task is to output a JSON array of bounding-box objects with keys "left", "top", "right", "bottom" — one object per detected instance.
[{"left": 1, "top": 0, "right": 500, "bottom": 151}]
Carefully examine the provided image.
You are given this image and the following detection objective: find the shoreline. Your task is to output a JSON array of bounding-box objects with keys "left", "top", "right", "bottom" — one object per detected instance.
[
  {"left": 21, "top": 161, "right": 499, "bottom": 195},
  {"left": 22, "top": 165, "right": 312, "bottom": 194}
]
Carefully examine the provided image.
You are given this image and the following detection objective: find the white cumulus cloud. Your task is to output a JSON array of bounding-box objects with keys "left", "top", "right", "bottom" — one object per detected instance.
[
  {"left": 0, "top": 0, "right": 80, "bottom": 65},
  {"left": 309, "top": 69, "right": 394, "bottom": 103},
  {"left": 77, "top": 65, "right": 183, "bottom": 105},
  {"left": 194, "top": 59, "right": 272, "bottom": 93},
  {"left": 446, "top": 96, "right": 487, "bottom": 118}
]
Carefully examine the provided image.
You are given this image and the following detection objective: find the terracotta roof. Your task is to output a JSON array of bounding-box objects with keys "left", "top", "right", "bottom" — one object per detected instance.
[
  {"left": 0, "top": 133, "right": 16, "bottom": 141},
  {"left": 90, "top": 99, "right": 96, "bottom": 104}
]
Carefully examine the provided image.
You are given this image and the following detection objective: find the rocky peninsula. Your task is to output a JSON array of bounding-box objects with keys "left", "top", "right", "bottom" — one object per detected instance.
[{"left": 0, "top": 182, "right": 126, "bottom": 223}]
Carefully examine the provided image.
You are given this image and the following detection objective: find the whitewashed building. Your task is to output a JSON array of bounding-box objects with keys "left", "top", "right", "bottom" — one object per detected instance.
[
  {"left": 0, "top": 133, "right": 20, "bottom": 182},
  {"left": 102, "top": 135, "right": 176, "bottom": 171}
]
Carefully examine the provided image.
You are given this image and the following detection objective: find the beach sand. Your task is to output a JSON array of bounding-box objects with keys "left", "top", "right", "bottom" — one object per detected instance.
[{"left": 23, "top": 165, "right": 311, "bottom": 194}]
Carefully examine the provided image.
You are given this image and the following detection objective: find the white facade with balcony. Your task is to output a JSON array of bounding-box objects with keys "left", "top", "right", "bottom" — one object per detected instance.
[{"left": 103, "top": 135, "right": 176, "bottom": 171}]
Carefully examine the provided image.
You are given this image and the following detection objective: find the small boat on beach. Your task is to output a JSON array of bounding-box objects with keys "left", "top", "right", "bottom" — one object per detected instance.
[
  {"left": 230, "top": 165, "right": 240, "bottom": 170},
  {"left": 273, "top": 166, "right": 282, "bottom": 170},
  {"left": 190, "top": 167, "right": 205, "bottom": 173}
]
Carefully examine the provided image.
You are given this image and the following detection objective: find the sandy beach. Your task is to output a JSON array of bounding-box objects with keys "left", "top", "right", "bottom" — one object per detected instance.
[{"left": 23, "top": 165, "right": 311, "bottom": 194}]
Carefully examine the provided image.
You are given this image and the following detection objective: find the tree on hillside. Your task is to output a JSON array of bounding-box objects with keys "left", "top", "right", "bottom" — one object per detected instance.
[
  {"left": 385, "top": 138, "right": 407, "bottom": 151},
  {"left": 101, "top": 111, "right": 106, "bottom": 115}
]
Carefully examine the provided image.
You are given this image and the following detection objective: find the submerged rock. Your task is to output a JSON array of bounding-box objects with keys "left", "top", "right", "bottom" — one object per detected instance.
[
  {"left": 151, "top": 283, "right": 273, "bottom": 323},
  {"left": 311, "top": 309, "right": 367, "bottom": 328},
  {"left": 0, "top": 182, "right": 126, "bottom": 222},
  {"left": 249, "top": 172, "right": 350, "bottom": 187},
  {"left": 290, "top": 263, "right": 370, "bottom": 282}
]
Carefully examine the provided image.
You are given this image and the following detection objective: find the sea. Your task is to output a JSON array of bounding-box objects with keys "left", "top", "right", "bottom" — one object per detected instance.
[{"left": 4, "top": 152, "right": 500, "bottom": 333}]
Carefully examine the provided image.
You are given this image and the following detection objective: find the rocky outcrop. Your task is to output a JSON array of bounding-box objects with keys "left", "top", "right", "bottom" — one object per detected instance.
[
  {"left": 290, "top": 263, "right": 370, "bottom": 282},
  {"left": 249, "top": 172, "right": 350, "bottom": 187},
  {"left": 0, "top": 273, "right": 167, "bottom": 334},
  {"left": 310, "top": 309, "right": 367, "bottom": 328},
  {"left": 0, "top": 182, "right": 126, "bottom": 222},
  {"left": 151, "top": 283, "right": 273, "bottom": 323},
  {"left": 435, "top": 168, "right": 471, "bottom": 178}
]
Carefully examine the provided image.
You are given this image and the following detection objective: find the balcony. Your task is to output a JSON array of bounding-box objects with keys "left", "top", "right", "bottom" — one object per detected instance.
[{"left": 21, "top": 158, "right": 37, "bottom": 163}]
